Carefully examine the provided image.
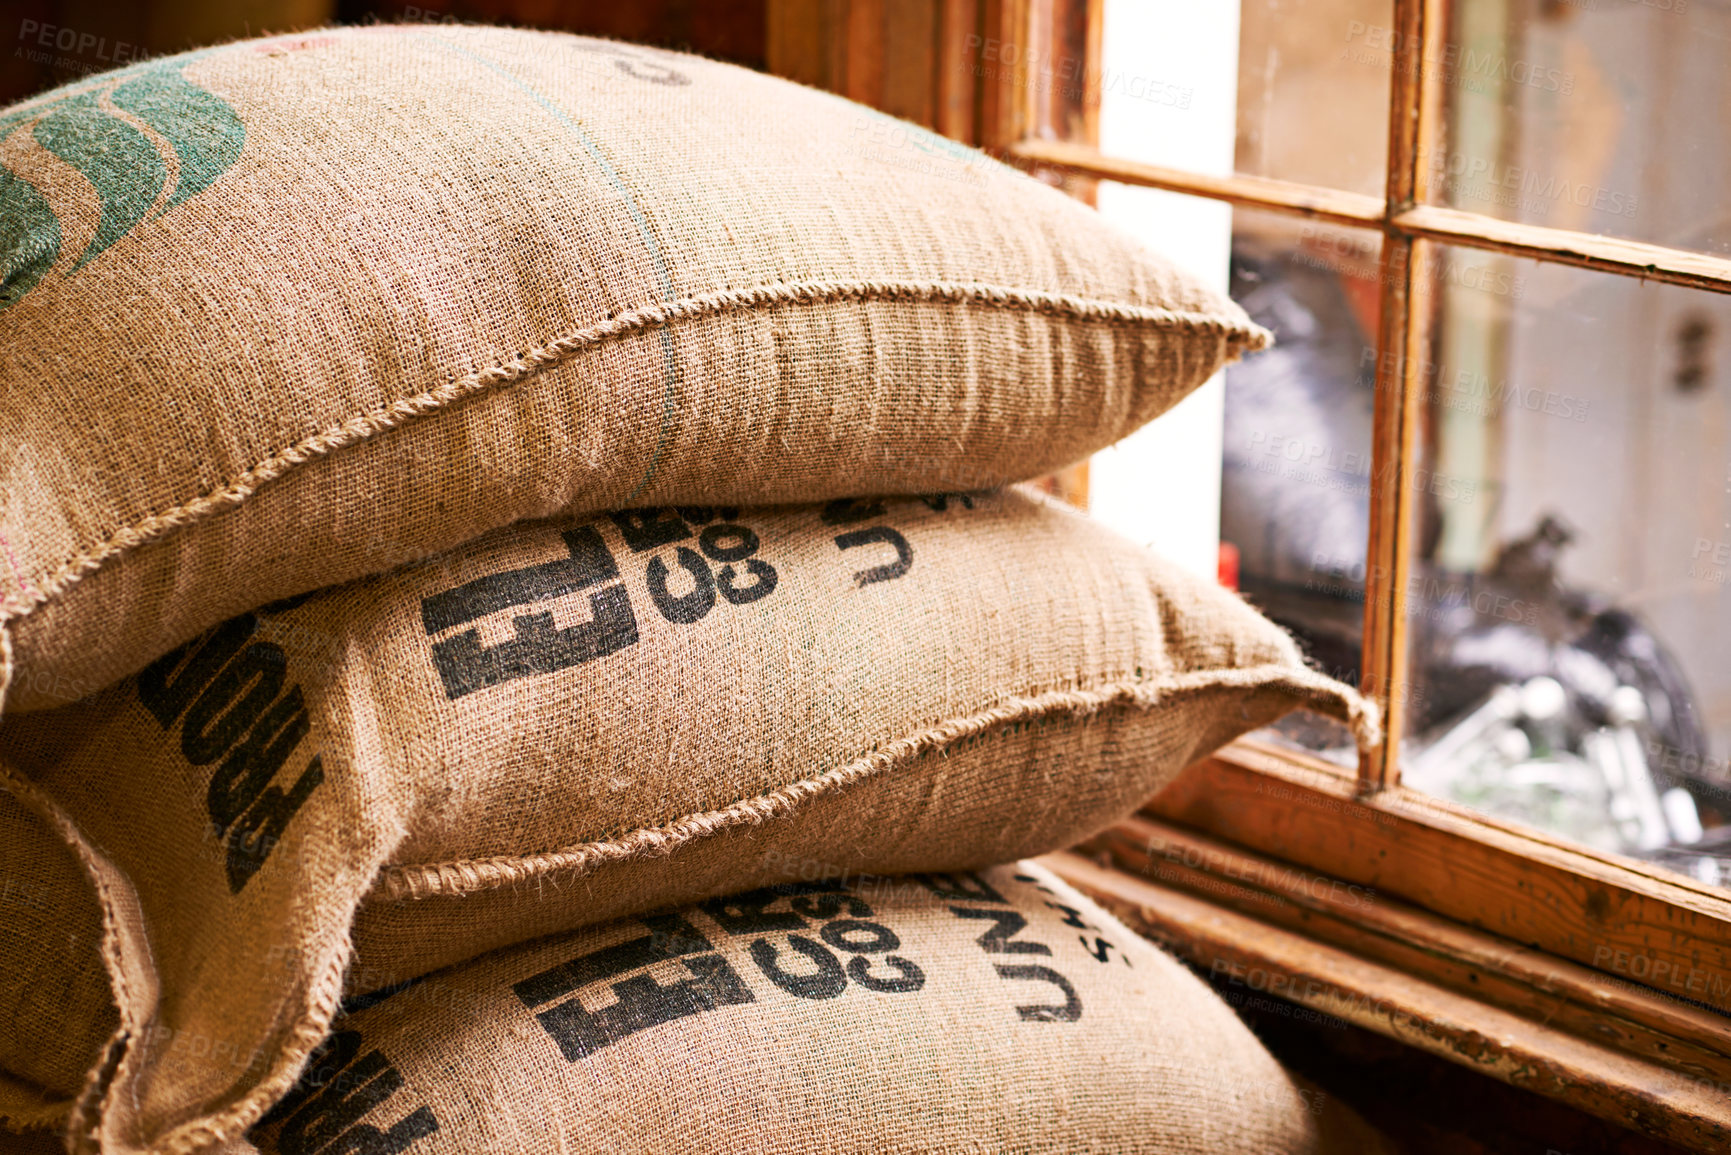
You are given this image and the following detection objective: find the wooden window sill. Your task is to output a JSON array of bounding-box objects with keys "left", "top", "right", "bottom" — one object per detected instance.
[{"left": 1040, "top": 741, "right": 1731, "bottom": 1149}]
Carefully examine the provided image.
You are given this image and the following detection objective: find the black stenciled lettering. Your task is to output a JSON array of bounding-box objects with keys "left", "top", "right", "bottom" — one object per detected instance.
[
  {"left": 136, "top": 613, "right": 258, "bottom": 728},
  {"left": 529, "top": 955, "right": 754, "bottom": 1059},
  {"left": 514, "top": 913, "right": 716, "bottom": 1006},
  {"left": 260, "top": 1029, "right": 439, "bottom": 1155},
  {"left": 699, "top": 889, "right": 810, "bottom": 936},
  {"left": 225, "top": 756, "right": 325, "bottom": 893},
  {"left": 684, "top": 520, "right": 779, "bottom": 609},
  {"left": 259, "top": 1031, "right": 362, "bottom": 1129},
  {"left": 819, "top": 919, "right": 899, "bottom": 954},
  {"left": 995, "top": 965, "right": 1082, "bottom": 1022},
  {"left": 431, "top": 589, "right": 637, "bottom": 697},
  {"left": 319, "top": 1107, "right": 439, "bottom": 1155},
  {"left": 1079, "top": 935, "right": 1119, "bottom": 964},
  {"left": 206, "top": 687, "right": 310, "bottom": 835},
  {"left": 532, "top": 955, "right": 753, "bottom": 1061},
  {"left": 847, "top": 954, "right": 926, "bottom": 993},
  {"left": 820, "top": 497, "right": 886, "bottom": 526},
  {"left": 608, "top": 508, "right": 691, "bottom": 553},
  {"left": 420, "top": 525, "right": 621, "bottom": 634},
  {"left": 647, "top": 546, "right": 717, "bottom": 624},
  {"left": 134, "top": 609, "right": 322, "bottom": 894},
  {"left": 274, "top": 1049, "right": 403, "bottom": 1155},
  {"left": 697, "top": 524, "right": 758, "bottom": 562},
  {"left": 749, "top": 935, "right": 847, "bottom": 1000},
  {"left": 1044, "top": 902, "right": 1095, "bottom": 931},
  {"left": 721, "top": 889, "right": 927, "bottom": 999},
  {"left": 699, "top": 882, "right": 862, "bottom": 931},
  {"left": 950, "top": 907, "right": 1053, "bottom": 956},
  {"left": 426, "top": 525, "right": 637, "bottom": 698},
  {"left": 835, "top": 526, "right": 913, "bottom": 586},
  {"left": 912, "top": 872, "right": 1007, "bottom": 904},
  {"left": 697, "top": 520, "right": 778, "bottom": 606},
  {"left": 789, "top": 891, "right": 872, "bottom": 921},
  {"left": 717, "top": 558, "right": 778, "bottom": 605},
  {"left": 180, "top": 642, "right": 287, "bottom": 765},
  {"left": 674, "top": 506, "right": 739, "bottom": 525},
  {"left": 516, "top": 913, "right": 754, "bottom": 1061},
  {"left": 918, "top": 492, "right": 978, "bottom": 512}
]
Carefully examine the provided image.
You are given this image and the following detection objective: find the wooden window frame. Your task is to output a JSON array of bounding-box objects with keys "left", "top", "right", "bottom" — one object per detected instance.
[{"left": 767, "top": 1, "right": 1731, "bottom": 1144}]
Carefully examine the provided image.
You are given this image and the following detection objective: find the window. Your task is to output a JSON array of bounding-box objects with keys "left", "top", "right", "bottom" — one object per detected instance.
[{"left": 771, "top": 1, "right": 1731, "bottom": 1144}]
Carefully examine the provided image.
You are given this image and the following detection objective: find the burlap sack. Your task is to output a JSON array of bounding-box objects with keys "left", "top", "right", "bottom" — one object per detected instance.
[
  {"left": 0, "top": 1130, "right": 73, "bottom": 1155},
  {"left": 241, "top": 861, "right": 1332, "bottom": 1155},
  {"left": 0, "top": 488, "right": 1374, "bottom": 1154},
  {"left": 0, "top": 788, "right": 114, "bottom": 1134},
  {"left": 0, "top": 22, "right": 1269, "bottom": 717}
]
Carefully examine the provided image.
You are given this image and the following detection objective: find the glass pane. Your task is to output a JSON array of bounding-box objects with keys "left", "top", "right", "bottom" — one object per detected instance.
[
  {"left": 1401, "top": 244, "right": 1731, "bottom": 885},
  {"left": 1236, "top": 0, "right": 1393, "bottom": 197},
  {"left": 1426, "top": 1, "right": 1731, "bottom": 255},
  {"left": 1219, "top": 208, "right": 1384, "bottom": 762},
  {"left": 1092, "top": 0, "right": 1240, "bottom": 582}
]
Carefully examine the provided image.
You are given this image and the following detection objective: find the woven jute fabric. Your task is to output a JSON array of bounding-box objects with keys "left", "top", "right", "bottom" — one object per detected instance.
[
  {"left": 0, "top": 488, "right": 1373, "bottom": 1154},
  {"left": 242, "top": 861, "right": 1333, "bottom": 1155},
  {"left": 0, "top": 22, "right": 1268, "bottom": 717},
  {"left": 0, "top": 1129, "right": 77, "bottom": 1154},
  {"left": 0, "top": 788, "right": 114, "bottom": 1134}
]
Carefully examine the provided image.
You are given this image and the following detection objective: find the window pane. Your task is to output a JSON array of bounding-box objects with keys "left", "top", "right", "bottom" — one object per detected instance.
[
  {"left": 1092, "top": 1, "right": 1241, "bottom": 582},
  {"left": 1400, "top": 245, "right": 1731, "bottom": 885},
  {"left": 1237, "top": 0, "right": 1393, "bottom": 197},
  {"left": 1425, "top": 1, "right": 1731, "bottom": 255},
  {"left": 1219, "top": 208, "right": 1383, "bottom": 762}
]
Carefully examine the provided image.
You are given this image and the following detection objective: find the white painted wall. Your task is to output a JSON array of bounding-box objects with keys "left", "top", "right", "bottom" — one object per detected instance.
[{"left": 1089, "top": 0, "right": 1242, "bottom": 583}]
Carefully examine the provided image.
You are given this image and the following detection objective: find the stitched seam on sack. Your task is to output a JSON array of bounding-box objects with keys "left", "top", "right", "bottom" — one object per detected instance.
[
  {"left": 183, "top": 666, "right": 1362, "bottom": 1155},
  {"left": 414, "top": 32, "right": 684, "bottom": 506},
  {"left": 151, "top": 934, "right": 353, "bottom": 1155},
  {"left": 0, "top": 280, "right": 1271, "bottom": 630},
  {"left": 371, "top": 662, "right": 1373, "bottom": 902}
]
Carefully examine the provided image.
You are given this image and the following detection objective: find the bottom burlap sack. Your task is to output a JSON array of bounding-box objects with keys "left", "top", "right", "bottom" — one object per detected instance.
[{"left": 243, "top": 860, "right": 1331, "bottom": 1155}]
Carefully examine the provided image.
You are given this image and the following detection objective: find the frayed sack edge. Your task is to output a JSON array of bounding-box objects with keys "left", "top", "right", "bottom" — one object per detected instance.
[
  {"left": 0, "top": 1070, "right": 72, "bottom": 1135},
  {"left": 10, "top": 659, "right": 1368, "bottom": 1155},
  {"left": 374, "top": 662, "right": 1378, "bottom": 901},
  {"left": 0, "top": 753, "right": 352, "bottom": 1155},
  {"left": 0, "top": 279, "right": 1272, "bottom": 720}
]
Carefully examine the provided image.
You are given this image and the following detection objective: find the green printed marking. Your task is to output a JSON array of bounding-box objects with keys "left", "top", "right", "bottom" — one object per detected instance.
[
  {"left": 0, "top": 48, "right": 242, "bottom": 306},
  {"left": 0, "top": 151, "right": 60, "bottom": 306},
  {"left": 33, "top": 88, "right": 166, "bottom": 271},
  {"left": 419, "top": 33, "right": 682, "bottom": 502},
  {"left": 114, "top": 62, "right": 245, "bottom": 211}
]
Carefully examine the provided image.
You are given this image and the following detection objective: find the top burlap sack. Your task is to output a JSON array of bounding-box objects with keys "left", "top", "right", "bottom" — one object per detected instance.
[
  {"left": 0, "top": 488, "right": 1372, "bottom": 1155},
  {"left": 0, "top": 23, "right": 1268, "bottom": 715}
]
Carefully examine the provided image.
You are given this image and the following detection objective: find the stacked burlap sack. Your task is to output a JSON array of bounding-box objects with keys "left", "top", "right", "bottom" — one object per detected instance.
[{"left": 0, "top": 24, "right": 1380, "bottom": 1154}]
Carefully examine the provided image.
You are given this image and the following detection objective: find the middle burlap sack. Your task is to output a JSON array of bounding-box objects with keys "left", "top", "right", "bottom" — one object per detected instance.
[{"left": 0, "top": 487, "right": 1374, "bottom": 1154}]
